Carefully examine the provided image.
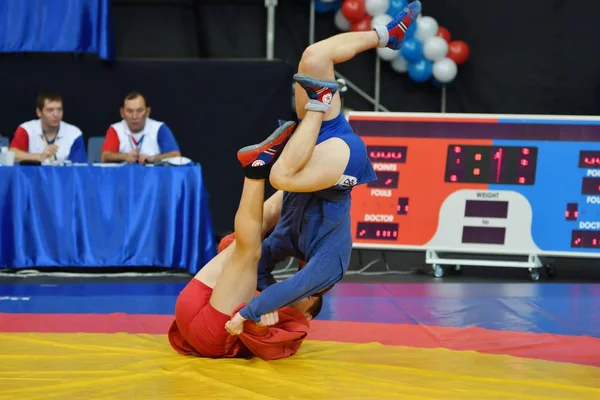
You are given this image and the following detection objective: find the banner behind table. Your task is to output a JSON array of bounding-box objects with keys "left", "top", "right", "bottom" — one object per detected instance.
[
  {"left": 0, "top": 165, "right": 215, "bottom": 274},
  {"left": 0, "top": 0, "right": 114, "bottom": 61}
]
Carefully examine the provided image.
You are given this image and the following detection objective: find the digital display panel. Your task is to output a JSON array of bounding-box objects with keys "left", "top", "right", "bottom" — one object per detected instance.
[
  {"left": 356, "top": 222, "right": 399, "bottom": 240},
  {"left": 578, "top": 151, "right": 600, "bottom": 168},
  {"left": 571, "top": 230, "right": 600, "bottom": 248},
  {"left": 397, "top": 198, "right": 409, "bottom": 215},
  {"left": 367, "top": 171, "right": 399, "bottom": 189},
  {"left": 445, "top": 145, "right": 537, "bottom": 185},
  {"left": 565, "top": 203, "right": 578, "bottom": 221},
  {"left": 367, "top": 146, "right": 407, "bottom": 163},
  {"left": 581, "top": 178, "right": 600, "bottom": 195},
  {"left": 464, "top": 200, "right": 509, "bottom": 218},
  {"left": 461, "top": 226, "right": 506, "bottom": 245}
]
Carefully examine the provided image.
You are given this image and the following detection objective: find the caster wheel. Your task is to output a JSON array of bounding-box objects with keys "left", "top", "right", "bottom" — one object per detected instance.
[
  {"left": 452, "top": 265, "right": 462, "bottom": 275},
  {"left": 433, "top": 264, "right": 445, "bottom": 278},
  {"left": 545, "top": 264, "right": 557, "bottom": 279},
  {"left": 529, "top": 269, "right": 540, "bottom": 282}
]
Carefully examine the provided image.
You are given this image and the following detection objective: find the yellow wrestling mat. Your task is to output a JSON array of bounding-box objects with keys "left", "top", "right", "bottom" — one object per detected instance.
[{"left": 0, "top": 333, "right": 599, "bottom": 400}]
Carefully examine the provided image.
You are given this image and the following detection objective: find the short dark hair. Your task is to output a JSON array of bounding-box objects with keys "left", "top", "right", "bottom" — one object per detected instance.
[
  {"left": 307, "top": 293, "right": 324, "bottom": 319},
  {"left": 306, "top": 284, "right": 336, "bottom": 319},
  {"left": 36, "top": 91, "right": 62, "bottom": 110},
  {"left": 124, "top": 91, "right": 149, "bottom": 108},
  {"left": 318, "top": 285, "right": 334, "bottom": 296}
]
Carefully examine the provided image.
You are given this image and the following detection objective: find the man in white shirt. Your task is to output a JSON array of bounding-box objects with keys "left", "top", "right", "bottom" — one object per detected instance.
[
  {"left": 100, "top": 92, "right": 181, "bottom": 164},
  {"left": 10, "top": 92, "right": 87, "bottom": 163}
]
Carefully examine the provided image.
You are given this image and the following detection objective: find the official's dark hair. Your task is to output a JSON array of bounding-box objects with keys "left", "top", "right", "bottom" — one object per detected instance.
[
  {"left": 124, "top": 91, "right": 149, "bottom": 107},
  {"left": 36, "top": 91, "right": 62, "bottom": 110}
]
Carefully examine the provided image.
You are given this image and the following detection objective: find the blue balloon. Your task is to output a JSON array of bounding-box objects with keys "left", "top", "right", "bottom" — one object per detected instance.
[
  {"left": 388, "top": 0, "right": 408, "bottom": 17},
  {"left": 315, "top": 0, "right": 341, "bottom": 13},
  {"left": 400, "top": 38, "right": 423, "bottom": 63},
  {"left": 408, "top": 59, "right": 433, "bottom": 83}
]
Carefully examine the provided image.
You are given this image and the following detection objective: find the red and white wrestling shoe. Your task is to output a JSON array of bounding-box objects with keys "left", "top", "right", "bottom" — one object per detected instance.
[{"left": 237, "top": 120, "right": 297, "bottom": 179}]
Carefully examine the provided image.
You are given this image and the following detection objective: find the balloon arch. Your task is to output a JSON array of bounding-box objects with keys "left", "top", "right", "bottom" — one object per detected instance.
[{"left": 312, "top": 0, "right": 470, "bottom": 111}]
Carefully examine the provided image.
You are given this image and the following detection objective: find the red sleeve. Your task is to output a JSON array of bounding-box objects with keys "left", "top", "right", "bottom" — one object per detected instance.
[
  {"left": 218, "top": 233, "right": 236, "bottom": 253},
  {"left": 238, "top": 307, "right": 309, "bottom": 360},
  {"left": 10, "top": 127, "right": 29, "bottom": 151},
  {"left": 101, "top": 127, "right": 120, "bottom": 154}
]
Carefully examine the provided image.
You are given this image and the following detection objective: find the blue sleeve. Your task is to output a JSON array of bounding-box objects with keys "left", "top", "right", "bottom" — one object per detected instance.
[
  {"left": 157, "top": 124, "right": 180, "bottom": 153},
  {"left": 238, "top": 250, "right": 343, "bottom": 321},
  {"left": 341, "top": 134, "right": 377, "bottom": 186},
  {"left": 68, "top": 136, "right": 88, "bottom": 163}
]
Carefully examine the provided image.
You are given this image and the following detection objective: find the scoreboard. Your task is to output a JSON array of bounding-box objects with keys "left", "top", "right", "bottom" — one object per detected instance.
[{"left": 348, "top": 112, "right": 600, "bottom": 278}]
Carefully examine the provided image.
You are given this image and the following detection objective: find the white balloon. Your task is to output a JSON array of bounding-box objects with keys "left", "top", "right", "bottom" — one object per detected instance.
[
  {"left": 371, "top": 14, "right": 393, "bottom": 29},
  {"left": 377, "top": 47, "right": 399, "bottom": 61},
  {"left": 334, "top": 9, "right": 350, "bottom": 32},
  {"left": 415, "top": 16, "right": 439, "bottom": 42},
  {"left": 423, "top": 36, "right": 448, "bottom": 62},
  {"left": 365, "top": 0, "right": 389, "bottom": 17},
  {"left": 391, "top": 55, "right": 409, "bottom": 73},
  {"left": 433, "top": 58, "right": 458, "bottom": 83}
]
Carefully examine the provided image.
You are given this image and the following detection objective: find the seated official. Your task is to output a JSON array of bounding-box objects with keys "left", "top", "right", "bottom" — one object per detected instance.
[
  {"left": 100, "top": 92, "right": 181, "bottom": 164},
  {"left": 10, "top": 92, "right": 87, "bottom": 164}
]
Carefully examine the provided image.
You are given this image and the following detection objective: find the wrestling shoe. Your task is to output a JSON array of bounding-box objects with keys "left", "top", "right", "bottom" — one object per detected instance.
[
  {"left": 373, "top": 0, "right": 422, "bottom": 50},
  {"left": 237, "top": 120, "right": 297, "bottom": 179},
  {"left": 293, "top": 73, "right": 339, "bottom": 113}
]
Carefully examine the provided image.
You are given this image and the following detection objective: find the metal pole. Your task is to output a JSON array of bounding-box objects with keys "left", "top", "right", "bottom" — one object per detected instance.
[
  {"left": 309, "top": 0, "right": 316, "bottom": 45},
  {"left": 374, "top": 55, "right": 381, "bottom": 112},
  {"left": 441, "top": 85, "right": 447, "bottom": 113},
  {"left": 265, "top": 0, "right": 278, "bottom": 60},
  {"left": 334, "top": 71, "right": 391, "bottom": 112}
]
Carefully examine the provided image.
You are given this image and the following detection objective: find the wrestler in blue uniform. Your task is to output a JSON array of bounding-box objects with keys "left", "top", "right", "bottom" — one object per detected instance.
[
  {"left": 238, "top": 111, "right": 377, "bottom": 322},
  {"left": 229, "top": 1, "right": 421, "bottom": 326}
]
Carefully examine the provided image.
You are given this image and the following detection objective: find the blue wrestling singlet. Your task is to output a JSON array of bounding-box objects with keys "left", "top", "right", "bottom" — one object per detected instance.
[{"left": 239, "top": 112, "right": 377, "bottom": 321}]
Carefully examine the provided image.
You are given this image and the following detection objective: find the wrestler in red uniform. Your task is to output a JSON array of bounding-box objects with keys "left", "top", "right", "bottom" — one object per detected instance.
[{"left": 168, "top": 121, "right": 323, "bottom": 360}]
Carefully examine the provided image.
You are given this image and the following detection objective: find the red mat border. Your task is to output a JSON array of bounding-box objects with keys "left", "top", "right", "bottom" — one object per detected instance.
[{"left": 1, "top": 313, "right": 598, "bottom": 367}]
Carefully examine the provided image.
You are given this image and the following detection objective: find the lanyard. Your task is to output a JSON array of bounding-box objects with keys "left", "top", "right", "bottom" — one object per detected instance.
[
  {"left": 42, "top": 129, "right": 59, "bottom": 160},
  {"left": 43, "top": 133, "right": 57, "bottom": 145},
  {"left": 129, "top": 135, "right": 145, "bottom": 151}
]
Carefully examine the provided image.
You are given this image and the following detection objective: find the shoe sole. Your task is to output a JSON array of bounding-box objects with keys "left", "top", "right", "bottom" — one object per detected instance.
[
  {"left": 407, "top": 1, "right": 421, "bottom": 21},
  {"left": 237, "top": 121, "right": 297, "bottom": 166},
  {"left": 293, "top": 73, "right": 340, "bottom": 91}
]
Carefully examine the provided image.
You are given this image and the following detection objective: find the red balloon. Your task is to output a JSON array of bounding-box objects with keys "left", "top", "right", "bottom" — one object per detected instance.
[
  {"left": 350, "top": 14, "right": 372, "bottom": 32},
  {"left": 437, "top": 27, "right": 452, "bottom": 42},
  {"left": 341, "top": 0, "right": 366, "bottom": 23},
  {"left": 447, "top": 40, "right": 470, "bottom": 65}
]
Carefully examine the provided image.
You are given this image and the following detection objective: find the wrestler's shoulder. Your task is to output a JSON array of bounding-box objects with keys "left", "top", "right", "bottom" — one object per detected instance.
[{"left": 321, "top": 132, "right": 368, "bottom": 159}]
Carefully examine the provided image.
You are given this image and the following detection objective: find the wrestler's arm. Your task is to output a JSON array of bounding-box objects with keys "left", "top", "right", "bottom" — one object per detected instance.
[
  {"left": 153, "top": 124, "right": 182, "bottom": 161},
  {"left": 153, "top": 150, "right": 181, "bottom": 160},
  {"left": 270, "top": 138, "right": 350, "bottom": 193},
  {"left": 237, "top": 255, "right": 342, "bottom": 321}
]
